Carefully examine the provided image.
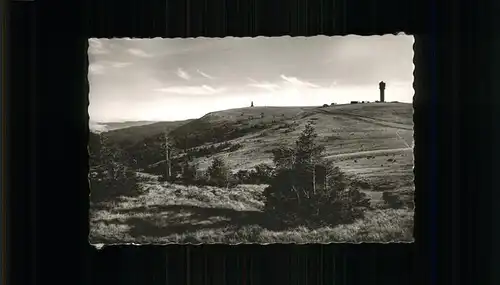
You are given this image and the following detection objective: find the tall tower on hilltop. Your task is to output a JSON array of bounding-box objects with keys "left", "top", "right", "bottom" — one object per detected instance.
[
  {"left": 379, "top": 81, "right": 386, "bottom": 102},
  {"left": 250, "top": 101, "right": 254, "bottom": 107}
]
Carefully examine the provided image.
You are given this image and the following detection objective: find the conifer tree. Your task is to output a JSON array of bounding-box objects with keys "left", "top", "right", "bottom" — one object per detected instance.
[
  {"left": 207, "top": 157, "right": 231, "bottom": 187},
  {"left": 263, "top": 123, "right": 369, "bottom": 227}
]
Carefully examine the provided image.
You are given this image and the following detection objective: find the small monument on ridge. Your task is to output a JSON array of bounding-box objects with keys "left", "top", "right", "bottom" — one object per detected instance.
[
  {"left": 250, "top": 101, "right": 254, "bottom": 107},
  {"left": 379, "top": 81, "right": 386, "bottom": 102}
]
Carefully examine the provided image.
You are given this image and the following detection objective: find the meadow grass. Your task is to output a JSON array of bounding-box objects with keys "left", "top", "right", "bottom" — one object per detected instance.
[{"left": 90, "top": 177, "right": 414, "bottom": 244}]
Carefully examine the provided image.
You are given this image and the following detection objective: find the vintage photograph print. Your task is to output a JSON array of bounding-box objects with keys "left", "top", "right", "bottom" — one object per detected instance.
[{"left": 88, "top": 35, "right": 415, "bottom": 245}]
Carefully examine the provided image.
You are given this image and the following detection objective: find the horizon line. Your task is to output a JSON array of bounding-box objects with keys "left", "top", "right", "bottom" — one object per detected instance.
[{"left": 91, "top": 101, "right": 412, "bottom": 124}]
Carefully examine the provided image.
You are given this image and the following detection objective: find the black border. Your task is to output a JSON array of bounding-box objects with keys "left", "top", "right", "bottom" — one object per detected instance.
[
  {"left": 9, "top": 2, "right": 36, "bottom": 285},
  {"left": 8, "top": 0, "right": 495, "bottom": 284}
]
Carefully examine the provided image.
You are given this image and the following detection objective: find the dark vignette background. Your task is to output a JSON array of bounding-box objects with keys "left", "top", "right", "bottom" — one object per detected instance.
[{"left": 7, "top": 0, "right": 497, "bottom": 284}]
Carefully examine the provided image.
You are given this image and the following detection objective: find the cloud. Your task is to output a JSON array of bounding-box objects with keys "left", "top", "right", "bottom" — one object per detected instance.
[
  {"left": 154, "top": 85, "right": 226, "bottom": 95},
  {"left": 280, "top": 75, "right": 319, "bottom": 88},
  {"left": 88, "top": 61, "right": 132, "bottom": 75},
  {"left": 88, "top": 39, "right": 109, "bottom": 55},
  {"left": 89, "top": 64, "right": 105, "bottom": 75},
  {"left": 197, "top": 69, "right": 214, "bottom": 79},
  {"left": 176, "top": 68, "right": 191, "bottom": 80},
  {"left": 111, "top": 62, "right": 132, "bottom": 68},
  {"left": 127, "top": 48, "right": 153, "bottom": 58},
  {"left": 247, "top": 76, "right": 318, "bottom": 92},
  {"left": 248, "top": 82, "right": 281, "bottom": 92}
]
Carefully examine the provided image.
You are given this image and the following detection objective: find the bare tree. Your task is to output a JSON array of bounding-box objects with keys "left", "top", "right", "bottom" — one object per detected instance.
[{"left": 164, "top": 132, "right": 172, "bottom": 180}]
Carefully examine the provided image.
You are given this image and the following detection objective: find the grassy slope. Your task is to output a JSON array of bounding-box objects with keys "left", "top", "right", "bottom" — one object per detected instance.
[
  {"left": 174, "top": 103, "right": 414, "bottom": 193},
  {"left": 90, "top": 103, "right": 415, "bottom": 244},
  {"left": 90, "top": 173, "right": 414, "bottom": 244}
]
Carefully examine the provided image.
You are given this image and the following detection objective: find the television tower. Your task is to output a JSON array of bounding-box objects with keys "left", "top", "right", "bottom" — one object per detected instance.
[{"left": 379, "top": 81, "right": 386, "bottom": 102}]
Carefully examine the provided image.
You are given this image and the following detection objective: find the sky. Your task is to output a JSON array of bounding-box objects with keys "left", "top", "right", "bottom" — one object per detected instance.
[{"left": 88, "top": 35, "right": 414, "bottom": 122}]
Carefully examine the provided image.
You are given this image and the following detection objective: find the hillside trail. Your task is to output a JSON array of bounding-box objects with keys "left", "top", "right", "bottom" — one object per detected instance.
[{"left": 325, "top": 147, "right": 412, "bottom": 160}]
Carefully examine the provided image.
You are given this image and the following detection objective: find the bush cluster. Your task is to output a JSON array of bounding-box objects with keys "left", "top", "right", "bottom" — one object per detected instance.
[
  {"left": 262, "top": 123, "right": 370, "bottom": 228},
  {"left": 89, "top": 132, "right": 140, "bottom": 203},
  {"left": 233, "top": 163, "right": 274, "bottom": 184}
]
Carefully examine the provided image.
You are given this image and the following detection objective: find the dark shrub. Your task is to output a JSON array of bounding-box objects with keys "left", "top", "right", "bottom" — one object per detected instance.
[
  {"left": 264, "top": 164, "right": 369, "bottom": 228},
  {"left": 263, "top": 123, "right": 370, "bottom": 228},
  {"left": 90, "top": 164, "right": 140, "bottom": 203},
  {"left": 382, "top": 191, "right": 405, "bottom": 208},
  {"left": 231, "top": 164, "right": 275, "bottom": 185},
  {"left": 89, "top": 133, "right": 140, "bottom": 203},
  {"left": 234, "top": 169, "right": 252, "bottom": 183},
  {"left": 207, "top": 157, "right": 231, "bottom": 187},
  {"left": 178, "top": 162, "right": 214, "bottom": 186},
  {"left": 228, "top": 143, "right": 243, "bottom": 152},
  {"left": 252, "top": 163, "right": 275, "bottom": 184}
]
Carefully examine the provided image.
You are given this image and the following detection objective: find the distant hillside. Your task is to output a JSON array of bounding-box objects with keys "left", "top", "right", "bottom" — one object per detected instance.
[
  {"left": 103, "top": 119, "right": 194, "bottom": 146},
  {"left": 167, "top": 103, "right": 413, "bottom": 171},
  {"left": 89, "top": 120, "right": 157, "bottom": 133},
  {"left": 90, "top": 103, "right": 413, "bottom": 181},
  {"left": 168, "top": 106, "right": 312, "bottom": 149},
  {"left": 125, "top": 103, "right": 413, "bottom": 183},
  {"left": 104, "top": 121, "right": 158, "bottom": 131}
]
